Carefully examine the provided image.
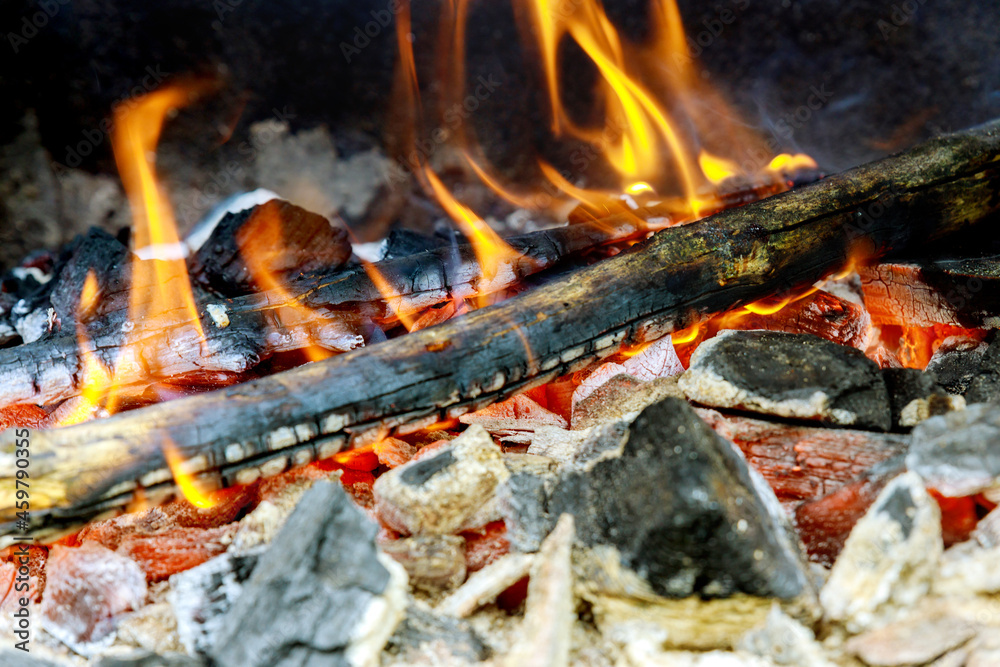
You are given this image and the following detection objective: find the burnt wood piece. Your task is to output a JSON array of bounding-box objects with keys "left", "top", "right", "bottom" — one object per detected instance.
[
  {"left": 0, "top": 217, "right": 649, "bottom": 410},
  {"left": 696, "top": 409, "right": 910, "bottom": 502},
  {"left": 859, "top": 256, "right": 1000, "bottom": 328},
  {"left": 731, "top": 290, "right": 872, "bottom": 350},
  {"left": 3, "top": 119, "right": 1000, "bottom": 541},
  {"left": 189, "top": 199, "right": 353, "bottom": 297}
]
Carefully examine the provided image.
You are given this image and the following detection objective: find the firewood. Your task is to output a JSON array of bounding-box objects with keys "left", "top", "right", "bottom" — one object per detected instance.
[
  {"left": 697, "top": 409, "right": 909, "bottom": 502},
  {"left": 3, "top": 119, "right": 1000, "bottom": 540},
  {"left": 0, "top": 216, "right": 650, "bottom": 410},
  {"left": 859, "top": 256, "right": 1000, "bottom": 328}
]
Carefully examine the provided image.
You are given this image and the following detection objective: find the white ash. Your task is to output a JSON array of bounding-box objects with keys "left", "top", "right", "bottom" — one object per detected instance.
[
  {"left": 373, "top": 424, "right": 509, "bottom": 536},
  {"left": 820, "top": 472, "right": 942, "bottom": 633},
  {"left": 436, "top": 554, "right": 535, "bottom": 619},
  {"left": 739, "top": 605, "right": 834, "bottom": 666},
  {"left": 503, "top": 514, "right": 575, "bottom": 667}
]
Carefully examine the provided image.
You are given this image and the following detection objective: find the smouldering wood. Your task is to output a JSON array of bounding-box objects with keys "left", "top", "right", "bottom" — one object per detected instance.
[
  {"left": 0, "top": 217, "right": 649, "bottom": 410},
  {"left": 2, "top": 119, "right": 1000, "bottom": 541}
]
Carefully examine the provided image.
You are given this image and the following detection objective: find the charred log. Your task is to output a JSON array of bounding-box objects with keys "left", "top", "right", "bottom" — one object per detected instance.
[
  {"left": 3, "top": 119, "right": 1000, "bottom": 540},
  {"left": 0, "top": 216, "right": 650, "bottom": 410}
]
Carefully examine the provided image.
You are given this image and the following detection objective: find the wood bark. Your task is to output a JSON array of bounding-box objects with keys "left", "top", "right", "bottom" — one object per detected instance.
[{"left": 3, "top": 119, "right": 1000, "bottom": 541}]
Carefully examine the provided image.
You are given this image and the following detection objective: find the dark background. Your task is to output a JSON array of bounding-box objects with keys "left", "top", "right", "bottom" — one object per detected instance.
[{"left": 0, "top": 0, "right": 997, "bottom": 265}]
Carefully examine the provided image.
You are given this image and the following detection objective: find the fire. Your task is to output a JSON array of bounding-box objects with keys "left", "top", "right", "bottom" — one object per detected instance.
[
  {"left": 162, "top": 438, "right": 218, "bottom": 509},
  {"left": 391, "top": 0, "right": 523, "bottom": 304},
  {"left": 388, "top": 0, "right": 819, "bottom": 242},
  {"left": 55, "top": 272, "right": 114, "bottom": 427},
  {"left": 699, "top": 151, "right": 740, "bottom": 186},
  {"left": 57, "top": 86, "right": 210, "bottom": 418},
  {"left": 235, "top": 203, "right": 334, "bottom": 362}
]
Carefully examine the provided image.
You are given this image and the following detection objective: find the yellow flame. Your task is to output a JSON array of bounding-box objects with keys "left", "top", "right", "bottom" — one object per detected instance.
[
  {"left": 113, "top": 85, "right": 206, "bottom": 341},
  {"left": 767, "top": 153, "right": 818, "bottom": 174},
  {"left": 624, "top": 181, "right": 654, "bottom": 195},
  {"left": 56, "top": 271, "right": 114, "bottom": 427},
  {"left": 671, "top": 322, "right": 703, "bottom": 345},
  {"left": 359, "top": 259, "right": 418, "bottom": 331},
  {"left": 163, "top": 439, "right": 217, "bottom": 509},
  {"left": 698, "top": 151, "right": 740, "bottom": 185}
]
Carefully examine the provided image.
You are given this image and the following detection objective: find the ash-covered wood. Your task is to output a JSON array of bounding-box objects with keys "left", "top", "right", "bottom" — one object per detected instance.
[
  {"left": 679, "top": 330, "right": 892, "bottom": 431},
  {"left": 4, "top": 119, "right": 1000, "bottom": 538}
]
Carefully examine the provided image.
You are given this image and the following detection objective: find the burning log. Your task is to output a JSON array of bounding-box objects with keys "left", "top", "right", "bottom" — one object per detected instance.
[
  {"left": 3, "top": 119, "right": 1000, "bottom": 540},
  {"left": 0, "top": 215, "right": 651, "bottom": 410},
  {"left": 859, "top": 256, "right": 1000, "bottom": 328}
]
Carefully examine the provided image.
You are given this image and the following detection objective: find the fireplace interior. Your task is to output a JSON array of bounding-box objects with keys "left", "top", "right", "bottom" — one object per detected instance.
[{"left": 1, "top": 1, "right": 1000, "bottom": 666}]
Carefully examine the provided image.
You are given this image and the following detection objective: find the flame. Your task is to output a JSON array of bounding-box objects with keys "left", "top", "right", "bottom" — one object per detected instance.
[
  {"left": 394, "top": 0, "right": 820, "bottom": 225},
  {"left": 766, "top": 153, "right": 818, "bottom": 176},
  {"left": 360, "top": 259, "right": 418, "bottom": 331},
  {"left": 391, "top": 2, "right": 523, "bottom": 302},
  {"left": 55, "top": 272, "right": 114, "bottom": 427},
  {"left": 235, "top": 203, "right": 333, "bottom": 362},
  {"left": 58, "top": 82, "right": 212, "bottom": 423},
  {"left": 163, "top": 438, "right": 218, "bottom": 509},
  {"left": 698, "top": 151, "right": 740, "bottom": 186},
  {"left": 113, "top": 85, "right": 206, "bottom": 342}
]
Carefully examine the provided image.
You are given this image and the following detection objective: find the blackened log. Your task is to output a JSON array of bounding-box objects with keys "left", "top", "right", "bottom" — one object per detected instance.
[
  {"left": 3, "top": 119, "right": 1000, "bottom": 541},
  {"left": 0, "top": 216, "right": 649, "bottom": 410},
  {"left": 189, "top": 199, "right": 352, "bottom": 297}
]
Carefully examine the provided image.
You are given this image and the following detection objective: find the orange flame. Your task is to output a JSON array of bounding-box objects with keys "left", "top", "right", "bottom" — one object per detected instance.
[
  {"left": 235, "top": 204, "right": 333, "bottom": 362},
  {"left": 392, "top": 0, "right": 523, "bottom": 303},
  {"left": 163, "top": 438, "right": 218, "bottom": 509},
  {"left": 59, "top": 82, "right": 212, "bottom": 423}
]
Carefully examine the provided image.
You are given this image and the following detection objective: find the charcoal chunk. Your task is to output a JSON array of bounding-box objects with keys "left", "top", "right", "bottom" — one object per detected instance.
[
  {"left": 547, "top": 397, "right": 811, "bottom": 600},
  {"left": 926, "top": 336, "right": 989, "bottom": 396},
  {"left": 882, "top": 368, "right": 959, "bottom": 429},
  {"left": 208, "top": 480, "right": 405, "bottom": 667},
  {"left": 374, "top": 425, "right": 509, "bottom": 536},
  {"left": 0, "top": 651, "right": 63, "bottom": 667},
  {"left": 381, "top": 229, "right": 447, "bottom": 260},
  {"left": 908, "top": 400, "right": 1000, "bottom": 496},
  {"left": 965, "top": 331, "right": 1000, "bottom": 403},
  {"left": 95, "top": 651, "right": 204, "bottom": 667},
  {"left": 48, "top": 228, "right": 131, "bottom": 328},
  {"left": 820, "top": 472, "right": 941, "bottom": 632},
  {"left": 189, "top": 199, "right": 351, "bottom": 297},
  {"left": 168, "top": 551, "right": 260, "bottom": 655},
  {"left": 680, "top": 330, "right": 891, "bottom": 431},
  {"left": 386, "top": 605, "right": 490, "bottom": 662}
]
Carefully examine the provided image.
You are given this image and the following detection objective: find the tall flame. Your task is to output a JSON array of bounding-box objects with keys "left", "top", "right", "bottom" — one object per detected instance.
[
  {"left": 113, "top": 85, "right": 206, "bottom": 342},
  {"left": 393, "top": 0, "right": 523, "bottom": 300}
]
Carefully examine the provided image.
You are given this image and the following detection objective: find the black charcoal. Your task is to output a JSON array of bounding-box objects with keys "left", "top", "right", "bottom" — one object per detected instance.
[
  {"left": 679, "top": 330, "right": 891, "bottom": 431},
  {"left": 208, "top": 481, "right": 405, "bottom": 667}
]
